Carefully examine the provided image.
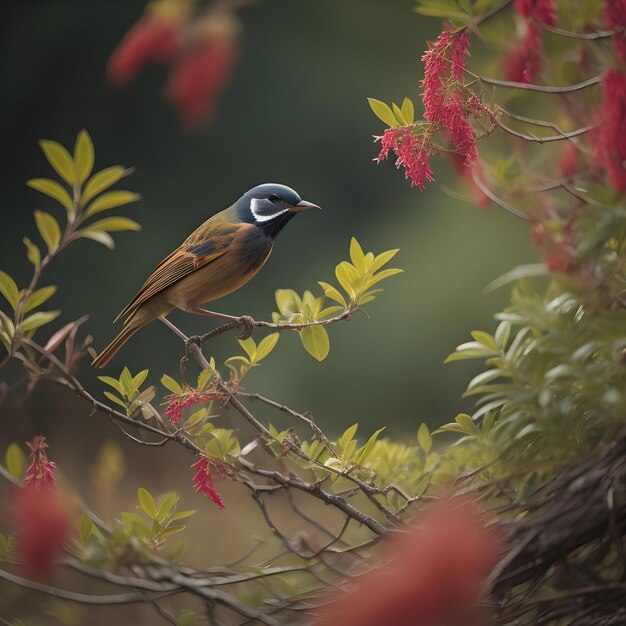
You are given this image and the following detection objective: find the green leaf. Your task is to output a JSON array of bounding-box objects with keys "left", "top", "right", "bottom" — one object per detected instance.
[
  {"left": 401, "top": 97, "right": 414, "bottom": 124},
  {"left": 255, "top": 333, "right": 279, "bottom": 361},
  {"left": 335, "top": 262, "right": 360, "bottom": 299},
  {"left": 417, "top": 423, "right": 432, "bottom": 454},
  {"left": 160, "top": 524, "right": 186, "bottom": 537},
  {"left": 132, "top": 369, "right": 149, "bottom": 390},
  {"left": 103, "top": 391, "right": 127, "bottom": 409},
  {"left": 98, "top": 375, "right": 125, "bottom": 396},
  {"left": 80, "top": 230, "right": 115, "bottom": 249},
  {"left": 82, "top": 166, "right": 128, "bottom": 206},
  {"left": 470, "top": 330, "right": 497, "bottom": 350},
  {"left": 237, "top": 336, "right": 257, "bottom": 361},
  {"left": 23, "top": 286, "right": 56, "bottom": 314},
  {"left": 485, "top": 263, "right": 548, "bottom": 293},
  {"left": 349, "top": 237, "right": 366, "bottom": 271},
  {"left": 83, "top": 216, "right": 141, "bottom": 233},
  {"left": 137, "top": 487, "right": 158, "bottom": 519},
  {"left": 318, "top": 281, "right": 347, "bottom": 307},
  {"left": 367, "top": 98, "right": 399, "bottom": 127},
  {"left": 84, "top": 191, "right": 141, "bottom": 218},
  {"left": 156, "top": 493, "right": 179, "bottom": 522},
  {"left": 367, "top": 267, "right": 403, "bottom": 287},
  {"left": 338, "top": 423, "right": 359, "bottom": 453},
  {"left": 0, "top": 270, "right": 20, "bottom": 310},
  {"left": 371, "top": 248, "right": 399, "bottom": 272},
  {"left": 392, "top": 102, "right": 408, "bottom": 126},
  {"left": 6, "top": 443, "right": 26, "bottom": 480},
  {"left": 300, "top": 325, "right": 330, "bottom": 361},
  {"left": 197, "top": 369, "right": 213, "bottom": 391},
  {"left": 26, "top": 178, "right": 74, "bottom": 213},
  {"left": 34, "top": 210, "right": 61, "bottom": 253},
  {"left": 23, "top": 238, "right": 41, "bottom": 268},
  {"left": 74, "top": 130, "right": 95, "bottom": 184},
  {"left": 119, "top": 367, "right": 133, "bottom": 397},
  {"left": 413, "top": 0, "right": 472, "bottom": 23},
  {"left": 171, "top": 509, "right": 196, "bottom": 521},
  {"left": 161, "top": 374, "right": 183, "bottom": 395},
  {"left": 19, "top": 310, "right": 60, "bottom": 333},
  {"left": 78, "top": 514, "right": 94, "bottom": 543},
  {"left": 39, "top": 139, "right": 77, "bottom": 185},
  {"left": 355, "top": 428, "right": 385, "bottom": 465}
]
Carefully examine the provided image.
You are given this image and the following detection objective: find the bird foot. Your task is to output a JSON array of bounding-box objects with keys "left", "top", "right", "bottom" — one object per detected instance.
[
  {"left": 236, "top": 316, "right": 256, "bottom": 340},
  {"left": 185, "top": 334, "right": 204, "bottom": 353}
]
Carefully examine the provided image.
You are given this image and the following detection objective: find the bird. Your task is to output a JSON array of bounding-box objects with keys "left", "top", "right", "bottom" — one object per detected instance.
[{"left": 92, "top": 183, "right": 320, "bottom": 368}]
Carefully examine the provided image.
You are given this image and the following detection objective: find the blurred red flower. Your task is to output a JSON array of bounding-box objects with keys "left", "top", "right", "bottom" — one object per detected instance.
[
  {"left": 605, "top": 0, "right": 626, "bottom": 62},
  {"left": 447, "top": 152, "right": 490, "bottom": 207},
  {"left": 23, "top": 435, "right": 56, "bottom": 491},
  {"left": 596, "top": 69, "right": 626, "bottom": 193},
  {"left": 514, "top": 0, "right": 557, "bottom": 26},
  {"left": 107, "top": 17, "right": 181, "bottom": 85},
  {"left": 504, "top": 23, "right": 541, "bottom": 83},
  {"left": 314, "top": 498, "right": 501, "bottom": 626},
  {"left": 166, "top": 37, "right": 238, "bottom": 125}
]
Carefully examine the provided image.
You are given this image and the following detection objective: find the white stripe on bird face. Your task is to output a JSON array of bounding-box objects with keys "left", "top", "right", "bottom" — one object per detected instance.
[{"left": 250, "top": 198, "right": 290, "bottom": 223}]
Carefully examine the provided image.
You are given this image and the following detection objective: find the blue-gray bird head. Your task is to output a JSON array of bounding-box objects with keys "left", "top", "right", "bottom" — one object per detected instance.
[{"left": 235, "top": 183, "right": 320, "bottom": 239}]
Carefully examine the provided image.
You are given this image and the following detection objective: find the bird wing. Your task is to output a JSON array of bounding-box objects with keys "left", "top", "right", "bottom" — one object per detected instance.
[{"left": 116, "top": 221, "right": 242, "bottom": 323}]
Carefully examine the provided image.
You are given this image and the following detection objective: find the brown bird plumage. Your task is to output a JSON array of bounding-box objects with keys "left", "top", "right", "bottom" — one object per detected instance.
[{"left": 92, "top": 184, "right": 319, "bottom": 367}]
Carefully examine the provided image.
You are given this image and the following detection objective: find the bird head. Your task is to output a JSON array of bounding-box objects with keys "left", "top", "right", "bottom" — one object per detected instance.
[{"left": 235, "top": 183, "right": 320, "bottom": 238}]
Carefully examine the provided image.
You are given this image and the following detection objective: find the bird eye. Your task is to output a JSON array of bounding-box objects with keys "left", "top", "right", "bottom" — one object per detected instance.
[{"left": 268, "top": 194, "right": 281, "bottom": 204}]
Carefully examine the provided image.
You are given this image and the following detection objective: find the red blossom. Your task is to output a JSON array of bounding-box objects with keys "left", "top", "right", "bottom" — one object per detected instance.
[
  {"left": 596, "top": 69, "right": 626, "bottom": 193},
  {"left": 605, "top": 0, "right": 626, "bottom": 62},
  {"left": 504, "top": 23, "right": 542, "bottom": 83},
  {"left": 13, "top": 487, "right": 69, "bottom": 580},
  {"left": 421, "top": 26, "right": 485, "bottom": 166},
  {"left": 314, "top": 498, "right": 501, "bottom": 626},
  {"left": 192, "top": 457, "right": 236, "bottom": 509},
  {"left": 376, "top": 127, "right": 434, "bottom": 191},
  {"left": 514, "top": 0, "right": 557, "bottom": 26},
  {"left": 165, "top": 388, "right": 219, "bottom": 423},
  {"left": 166, "top": 37, "right": 238, "bottom": 125},
  {"left": 24, "top": 436, "right": 56, "bottom": 491},
  {"left": 107, "top": 17, "right": 180, "bottom": 85}
]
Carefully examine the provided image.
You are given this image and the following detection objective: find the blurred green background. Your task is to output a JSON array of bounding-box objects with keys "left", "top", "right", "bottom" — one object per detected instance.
[{"left": 0, "top": 0, "right": 535, "bottom": 439}]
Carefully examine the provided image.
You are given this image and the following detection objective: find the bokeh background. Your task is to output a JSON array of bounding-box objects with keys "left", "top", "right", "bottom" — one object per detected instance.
[{"left": 1, "top": 0, "right": 535, "bottom": 437}]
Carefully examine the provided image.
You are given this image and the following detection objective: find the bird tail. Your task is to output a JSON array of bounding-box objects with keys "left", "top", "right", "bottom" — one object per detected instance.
[{"left": 92, "top": 320, "right": 143, "bottom": 368}]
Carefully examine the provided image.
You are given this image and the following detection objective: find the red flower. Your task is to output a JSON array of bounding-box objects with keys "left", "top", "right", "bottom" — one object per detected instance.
[
  {"left": 13, "top": 487, "right": 69, "bottom": 580},
  {"left": 605, "top": 0, "right": 626, "bottom": 62},
  {"left": 596, "top": 69, "right": 626, "bottom": 193},
  {"left": 504, "top": 23, "right": 541, "bottom": 83},
  {"left": 107, "top": 17, "right": 180, "bottom": 85},
  {"left": 192, "top": 457, "right": 236, "bottom": 509},
  {"left": 165, "top": 388, "right": 220, "bottom": 423},
  {"left": 166, "top": 36, "right": 238, "bottom": 125},
  {"left": 376, "top": 127, "right": 435, "bottom": 191},
  {"left": 421, "top": 26, "right": 486, "bottom": 166},
  {"left": 24, "top": 436, "right": 56, "bottom": 491},
  {"left": 314, "top": 498, "right": 501, "bottom": 626},
  {"left": 514, "top": 0, "right": 557, "bottom": 26}
]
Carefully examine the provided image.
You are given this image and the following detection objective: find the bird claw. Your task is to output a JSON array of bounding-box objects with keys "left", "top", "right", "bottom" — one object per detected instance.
[
  {"left": 236, "top": 316, "right": 255, "bottom": 340},
  {"left": 185, "top": 335, "right": 203, "bottom": 353}
]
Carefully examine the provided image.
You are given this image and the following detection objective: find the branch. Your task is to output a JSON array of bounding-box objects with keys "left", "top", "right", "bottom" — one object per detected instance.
[{"left": 476, "top": 74, "right": 601, "bottom": 93}]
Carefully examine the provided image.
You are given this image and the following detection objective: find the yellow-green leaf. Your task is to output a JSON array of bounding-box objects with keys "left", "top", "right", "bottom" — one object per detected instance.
[
  {"left": 84, "top": 191, "right": 141, "bottom": 218},
  {"left": 82, "top": 166, "right": 128, "bottom": 206},
  {"left": 401, "top": 97, "right": 415, "bottom": 124},
  {"left": 355, "top": 428, "right": 385, "bottom": 465},
  {"left": 392, "top": 102, "right": 408, "bottom": 126},
  {"left": 78, "top": 514, "right": 94, "bottom": 543},
  {"left": 338, "top": 423, "right": 359, "bottom": 452},
  {"left": 335, "top": 262, "right": 360, "bottom": 299},
  {"left": 80, "top": 230, "right": 115, "bottom": 249},
  {"left": 26, "top": 178, "right": 73, "bottom": 213},
  {"left": 371, "top": 248, "right": 399, "bottom": 272},
  {"left": 367, "top": 98, "right": 399, "bottom": 127},
  {"left": 19, "top": 310, "right": 60, "bottom": 333},
  {"left": 23, "top": 285, "right": 57, "bottom": 314},
  {"left": 137, "top": 487, "right": 158, "bottom": 519},
  {"left": 6, "top": 443, "right": 26, "bottom": 480},
  {"left": 34, "top": 210, "right": 61, "bottom": 253},
  {"left": 300, "top": 325, "right": 330, "bottom": 361},
  {"left": 23, "top": 237, "right": 41, "bottom": 268},
  {"left": 39, "top": 139, "right": 76, "bottom": 185},
  {"left": 255, "top": 332, "right": 279, "bottom": 361},
  {"left": 417, "top": 423, "right": 432, "bottom": 454},
  {"left": 74, "top": 130, "right": 95, "bottom": 184},
  {"left": 349, "top": 237, "right": 366, "bottom": 272},
  {"left": 83, "top": 216, "right": 141, "bottom": 233},
  {"left": 0, "top": 270, "right": 20, "bottom": 310},
  {"left": 161, "top": 374, "right": 183, "bottom": 395},
  {"left": 318, "top": 281, "right": 347, "bottom": 308}
]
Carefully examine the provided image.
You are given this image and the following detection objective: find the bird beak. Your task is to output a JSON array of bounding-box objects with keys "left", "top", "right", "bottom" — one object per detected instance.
[{"left": 291, "top": 199, "right": 321, "bottom": 212}]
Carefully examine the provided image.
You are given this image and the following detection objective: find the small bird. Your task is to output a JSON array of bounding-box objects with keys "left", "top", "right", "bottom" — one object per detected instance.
[{"left": 92, "top": 183, "right": 320, "bottom": 367}]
